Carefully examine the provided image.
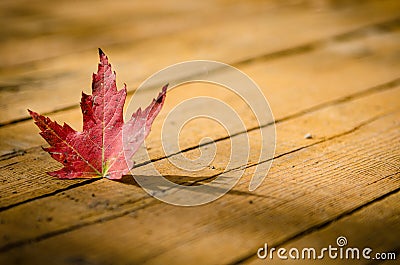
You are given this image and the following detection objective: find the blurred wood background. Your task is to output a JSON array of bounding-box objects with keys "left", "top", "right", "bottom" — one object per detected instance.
[{"left": 0, "top": 0, "right": 399, "bottom": 264}]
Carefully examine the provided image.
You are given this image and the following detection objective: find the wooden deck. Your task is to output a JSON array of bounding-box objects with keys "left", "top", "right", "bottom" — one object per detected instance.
[{"left": 0, "top": 0, "right": 399, "bottom": 264}]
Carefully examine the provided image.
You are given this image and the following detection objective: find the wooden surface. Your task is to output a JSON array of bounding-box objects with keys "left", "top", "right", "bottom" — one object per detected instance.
[{"left": 0, "top": 0, "right": 399, "bottom": 264}]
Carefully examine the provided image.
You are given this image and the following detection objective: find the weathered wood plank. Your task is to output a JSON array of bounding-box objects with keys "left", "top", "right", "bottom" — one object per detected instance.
[
  {"left": 0, "top": 0, "right": 289, "bottom": 67},
  {"left": 0, "top": 108, "right": 398, "bottom": 265},
  {"left": 244, "top": 190, "right": 400, "bottom": 264},
  {"left": 1, "top": 28, "right": 399, "bottom": 157},
  {"left": 0, "top": 147, "right": 92, "bottom": 210},
  {"left": 118, "top": 113, "right": 400, "bottom": 265},
  {"left": 2, "top": 83, "right": 399, "bottom": 209},
  {"left": 0, "top": 83, "right": 398, "bottom": 255},
  {"left": 1, "top": 28, "right": 399, "bottom": 209},
  {"left": 1, "top": 2, "right": 398, "bottom": 265},
  {"left": 1, "top": 0, "right": 399, "bottom": 125},
  {"left": 103, "top": 114, "right": 400, "bottom": 265}
]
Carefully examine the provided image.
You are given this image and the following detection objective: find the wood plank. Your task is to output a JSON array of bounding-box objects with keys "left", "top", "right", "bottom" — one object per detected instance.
[
  {"left": 1, "top": 0, "right": 399, "bottom": 125},
  {"left": 1, "top": 28, "right": 399, "bottom": 209},
  {"left": 0, "top": 107, "right": 398, "bottom": 264},
  {"left": 0, "top": 147, "right": 92, "bottom": 210},
  {"left": 0, "top": 0, "right": 269, "bottom": 67},
  {"left": 0, "top": 82, "right": 398, "bottom": 254},
  {"left": 1, "top": 28, "right": 399, "bottom": 157},
  {"left": 1, "top": 2, "right": 398, "bottom": 265},
  {"left": 2, "top": 83, "right": 399, "bottom": 209},
  {"left": 244, "top": 190, "right": 400, "bottom": 264}
]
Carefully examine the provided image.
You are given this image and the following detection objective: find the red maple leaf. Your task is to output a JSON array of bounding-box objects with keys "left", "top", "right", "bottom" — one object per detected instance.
[{"left": 28, "top": 49, "right": 167, "bottom": 179}]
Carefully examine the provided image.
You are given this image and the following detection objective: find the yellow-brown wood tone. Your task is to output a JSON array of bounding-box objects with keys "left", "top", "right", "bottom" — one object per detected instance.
[{"left": 0, "top": 1, "right": 399, "bottom": 264}]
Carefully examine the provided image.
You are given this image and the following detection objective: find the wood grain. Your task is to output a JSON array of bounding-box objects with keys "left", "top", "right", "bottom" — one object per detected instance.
[
  {"left": 245, "top": 190, "right": 400, "bottom": 264},
  {"left": 1, "top": 2, "right": 398, "bottom": 264},
  {"left": 1, "top": 28, "right": 399, "bottom": 157},
  {"left": 0, "top": 0, "right": 293, "bottom": 67},
  {"left": 1, "top": 0, "right": 399, "bottom": 125},
  {"left": 0, "top": 109, "right": 398, "bottom": 265},
  {"left": 0, "top": 83, "right": 398, "bottom": 254},
  {"left": 1, "top": 28, "right": 399, "bottom": 210}
]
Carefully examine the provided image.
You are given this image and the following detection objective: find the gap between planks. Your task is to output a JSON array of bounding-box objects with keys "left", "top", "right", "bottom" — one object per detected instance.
[
  {"left": 125, "top": 115, "right": 400, "bottom": 265},
  {"left": 0, "top": 87, "right": 398, "bottom": 254},
  {"left": 233, "top": 185, "right": 400, "bottom": 265},
  {"left": 1, "top": 17, "right": 400, "bottom": 162},
  {"left": 1, "top": 26, "right": 400, "bottom": 158},
  {"left": 1, "top": 78, "right": 399, "bottom": 212},
  {"left": 2, "top": 2, "right": 400, "bottom": 126},
  {"left": 1, "top": 16, "right": 400, "bottom": 127},
  {"left": 0, "top": 0, "right": 288, "bottom": 69},
  {"left": 1, "top": 21, "right": 397, "bottom": 208},
  {"left": 0, "top": 109, "right": 398, "bottom": 264},
  {"left": 242, "top": 187, "right": 400, "bottom": 265}
]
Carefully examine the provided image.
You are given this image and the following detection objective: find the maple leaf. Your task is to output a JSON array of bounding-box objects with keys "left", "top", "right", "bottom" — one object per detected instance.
[{"left": 28, "top": 49, "right": 167, "bottom": 179}]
